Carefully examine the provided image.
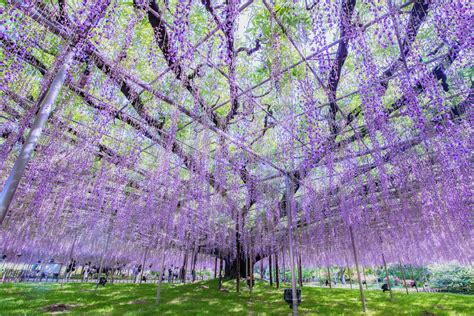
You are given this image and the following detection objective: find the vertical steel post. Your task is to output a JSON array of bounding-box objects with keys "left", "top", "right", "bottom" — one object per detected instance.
[
  {"left": 382, "top": 253, "right": 394, "bottom": 300},
  {"left": 139, "top": 247, "right": 149, "bottom": 284},
  {"left": 362, "top": 265, "right": 368, "bottom": 290},
  {"left": 399, "top": 260, "right": 409, "bottom": 294},
  {"left": 0, "top": 50, "right": 75, "bottom": 224},
  {"left": 95, "top": 230, "right": 111, "bottom": 290},
  {"left": 218, "top": 255, "right": 223, "bottom": 290},
  {"left": 328, "top": 267, "right": 332, "bottom": 288},
  {"left": 410, "top": 266, "right": 419, "bottom": 292},
  {"left": 349, "top": 226, "right": 367, "bottom": 312},
  {"left": 214, "top": 257, "right": 218, "bottom": 279},
  {"left": 275, "top": 252, "right": 280, "bottom": 289},
  {"left": 156, "top": 249, "right": 166, "bottom": 304},
  {"left": 285, "top": 176, "right": 298, "bottom": 316},
  {"left": 269, "top": 254, "right": 273, "bottom": 286}
]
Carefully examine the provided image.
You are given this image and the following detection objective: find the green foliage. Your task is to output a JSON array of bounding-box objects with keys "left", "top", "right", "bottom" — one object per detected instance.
[
  {"left": 458, "top": 66, "right": 474, "bottom": 83},
  {"left": 1, "top": 279, "right": 473, "bottom": 315},
  {"left": 375, "top": 265, "right": 426, "bottom": 281},
  {"left": 429, "top": 264, "right": 474, "bottom": 294}
]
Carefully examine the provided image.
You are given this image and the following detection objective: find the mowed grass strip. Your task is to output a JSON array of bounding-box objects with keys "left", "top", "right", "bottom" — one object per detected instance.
[{"left": 0, "top": 280, "right": 472, "bottom": 315}]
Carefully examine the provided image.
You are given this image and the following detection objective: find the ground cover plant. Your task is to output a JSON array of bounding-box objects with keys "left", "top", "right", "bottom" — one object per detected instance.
[{"left": 1, "top": 280, "right": 473, "bottom": 315}]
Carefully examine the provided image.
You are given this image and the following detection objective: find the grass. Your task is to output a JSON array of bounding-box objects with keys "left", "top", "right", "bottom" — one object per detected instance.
[{"left": 0, "top": 279, "right": 472, "bottom": 315}]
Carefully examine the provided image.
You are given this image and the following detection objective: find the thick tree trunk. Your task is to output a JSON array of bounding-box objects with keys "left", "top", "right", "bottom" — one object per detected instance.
[
  {"left": 275, "top": 253, "right": 280, "bottom": 289},
  {"left": 214, "top": 257, "right": 217, "bottom": 279},
  {"left": 180, "top": 252, "right": 188, "bottom": 283},
  {"left": 298, "top": 253, "right": 303, "bottom": 287},
  {"left": 218, "top": 256, "right": 223, "bottom": 290},
  {"left": 223, "top": 257, "right": 246, "bottom": 280},
  {"left": 191, "top": 249, "right": 198, "bottom": 282},
  {"left": 269, "top": 254, "right": 273, "bottom": 286}
]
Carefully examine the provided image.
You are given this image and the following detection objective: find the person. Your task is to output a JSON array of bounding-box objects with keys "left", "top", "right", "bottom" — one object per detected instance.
[
  {"left": 137, "top": 265, "right": 142, "bottom": 282},
  {"left": 132, "top": 265, "right": 140, "bottom": 283},
  {"left": 114, "top": 262, "right": 121, "bottom": 279},
  {"left": 66, "top": 259, "right": 76, "bottom": 280},
  {"left": 83, "top": 262, "right": 91, "bottom": 282},
  {"left": 382, "top": 283, "right": 389, "bottom": 292},
  {"left": 98, "top": 276, "right": 107, "bottom": 286},
  {"left": 168, "top": 266, "right": 173, "bottom": 283},
  {"left": 1, "top": 255, "right": 7, "bottom": 283},
  {"left": 394, "top": 277, "right": 400, "bottom": 286},
  {"left": 325, "top": 279, "right": 329, "bottom": 286},
  {"left": 31, "top": 261, "right": 41, "bottom": 278},
  {"left": 131, "top": 265, "right": 137, "bottom": 282},
  {"left": 173, "top": 267, "right": 179, "bottom": 283},
  {"left": 121, "top": 263, "right": 127, "bottom": 278}
]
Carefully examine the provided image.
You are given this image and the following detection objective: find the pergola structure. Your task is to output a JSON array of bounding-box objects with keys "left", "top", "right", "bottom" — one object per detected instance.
[{"left": 0, "top": 0, "right": 472, "bottom": 310}]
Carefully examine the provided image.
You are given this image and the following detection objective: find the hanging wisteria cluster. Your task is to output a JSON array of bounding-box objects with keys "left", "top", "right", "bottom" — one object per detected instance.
[{"left": 0, "top": 0, "right": 472, "bottom": 278}]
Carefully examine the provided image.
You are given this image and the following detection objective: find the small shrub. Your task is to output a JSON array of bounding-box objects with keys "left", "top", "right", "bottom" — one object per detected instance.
[{"left": 429, "top": 264, "right": 473, "bottom": 294}]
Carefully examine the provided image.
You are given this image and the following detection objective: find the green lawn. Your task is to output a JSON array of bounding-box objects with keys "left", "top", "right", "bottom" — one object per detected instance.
[{"left": 0, "top": 279, "right": 472, "bottom": 315}]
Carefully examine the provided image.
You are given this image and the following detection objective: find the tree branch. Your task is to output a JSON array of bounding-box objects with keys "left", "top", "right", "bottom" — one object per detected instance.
[{"left": 134, "top": 0, "right": 222, "bottom": 128}]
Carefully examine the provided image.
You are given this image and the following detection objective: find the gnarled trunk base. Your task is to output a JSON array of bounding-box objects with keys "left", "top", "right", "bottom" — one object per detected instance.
[{"left": 224, "top": 257, "right": 247, "bottom": 280}]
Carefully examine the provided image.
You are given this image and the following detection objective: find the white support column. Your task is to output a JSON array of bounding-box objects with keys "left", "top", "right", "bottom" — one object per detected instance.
[
  {"left": 0, "top": 50, "right": 75, "bottom": 224},
  {"left": 285, "top": 175, "right": 298, "bottom": 316},
  {"left": 349, "top": 226, "right": 367, "bottom": 312},
  {"left": 156, "top": 247, "right": 167, "bottom": 304}
]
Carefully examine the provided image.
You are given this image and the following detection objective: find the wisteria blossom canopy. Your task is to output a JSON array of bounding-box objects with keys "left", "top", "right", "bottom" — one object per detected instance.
[{"left": 0, "top": 0, "right": 472, "bottom": 270}]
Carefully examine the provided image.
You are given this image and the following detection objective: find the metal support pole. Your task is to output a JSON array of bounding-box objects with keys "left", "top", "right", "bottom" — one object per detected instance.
[
  {"left": 410, "top": 266, "right": 419, "bottom": 292},
  {"left": 285, "top": 176, "right": 298, "bottom": 316},
  {"left": 218, "top": 255, "right": 223, "bottom": 290},
  {"left": 62, "top": 235, "right": 77, "bottom": 286},
  {"left": 348, "top": 265, "right": 353, "bottom": 290},
  {"left": 191, "top": 247, "right": 198, "bottom": 282},
  {"left": 214, "top": 257, "right": 218, "bottom": 279},
  {"left": 95, "top": 230, "right": 112, "bottom": 290},
  {"left": 156, "top": 249, "right": 166, "bottom": 304},
  {"left": 349, "top": 226, "right": 367, "bottom": 312},
  {"left": 362, "top": 265, "right": 368, "bottom": 290},
  {"left": 180, "top": 251, "right": 188, "bottom": 284},
  {"left": 235, "top": 214, "right": 241, "bottom": 293},
  {"left": 297, "top": 253, "right": 303, "bottom": 287},
  {"left": 382, "top": 253, "right": 393, "bottom": 300},
  {"left": 328, "top": 267, "right": 332, "bottom": 288},
  {"left": 249, "top": 248, "right": 254, "bottom": 293},
  {"left": 0, "top": 50, "right": 74, "bottom": 224},
  {"left": 399, "top": 261, "right": 409, "bottom": 294},
  {"left": 269, "top": 254, "right": 273, "bottom": 286},
  {"left": 275, "top": 253, "right": 280, "bottom": 289},
  {"left": 245, "top": 251, "right": 249, "bottom": 289},
  {"left": 139, "top": 247, "right": 149, "bottom": 284}
]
